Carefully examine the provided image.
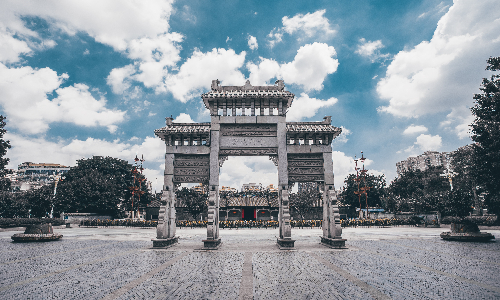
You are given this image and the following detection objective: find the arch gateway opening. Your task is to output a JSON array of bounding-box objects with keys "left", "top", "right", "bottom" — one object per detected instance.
[{"left": 152, "top": 80, "right": 346, "bottom": 249}]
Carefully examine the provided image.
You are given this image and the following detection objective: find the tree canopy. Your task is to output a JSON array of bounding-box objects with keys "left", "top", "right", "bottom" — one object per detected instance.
[
  {"left": 176, "top": 187, "right": 207, "bottom": 220},
  {"left": 289, "top": 188, "right": 321, "bottom": 221},
  {"left": 54, "top": 156, "right": 152, "bottom": 217},
  {"left": 0, "top": 116, "right": 11, "bottom": 191},
  {"left": 340, "top": 173, "right": 386, "bottom": 215},
  {"left": 471, "top": 57, "right": 500, "bottom": 216}
]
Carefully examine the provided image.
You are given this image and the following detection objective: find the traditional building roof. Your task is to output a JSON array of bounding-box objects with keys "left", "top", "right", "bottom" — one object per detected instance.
[
  {"left": 154, "top": 123, "right": 211, "bottom": 135},
  {"left": 201, "top": 80, "right": 294, "bottom": 114},
  {"left": 286, "top": 123, "right": 341, "bottom": 134}
]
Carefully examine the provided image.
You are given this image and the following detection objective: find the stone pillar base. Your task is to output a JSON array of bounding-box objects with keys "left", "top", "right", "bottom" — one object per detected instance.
[
  {"left": 202, "top": 238, "right": 222, "bottom": 250},
  {"left": 321, "top": 237, "right": 347, "bottom": 249},
  {"left": 277, "top": 238, "right": 295, "bottom": 249},
  {"left": 152, "top": 236, "right": 178, "bottom": 248}
]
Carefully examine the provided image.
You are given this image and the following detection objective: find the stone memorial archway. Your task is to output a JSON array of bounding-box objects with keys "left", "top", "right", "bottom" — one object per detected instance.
[{"left": 152, "top": 80, "right": 346, "bottom": 249}]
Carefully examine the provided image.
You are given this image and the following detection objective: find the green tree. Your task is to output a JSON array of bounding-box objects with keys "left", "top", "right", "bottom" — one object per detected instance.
[
  {"left": 176, "top": 187, "right": 207, "bottom": 220},
  {"left": 0, "top": 192, "right": 28, "bottom": 218},
  {"left": 471, "top": 57, "right": 500, "bottom": 217},
  {"left": 54, "top": 156, "right": 151, "bottom": 217},
  {"left": 289, "top": 188, "right": 321, "bottom": 221},
  {"left": 0, "top": 115, "right": 11, "bottom": 191},
  {"left": 386, "top": 167, "right": 449, "bottom": 214},
  {"left": 26, "top": 184, "right": 55, "bottom": 218},
  {"left": 340, "top": 173, "right": 386, "bottom": 215}
]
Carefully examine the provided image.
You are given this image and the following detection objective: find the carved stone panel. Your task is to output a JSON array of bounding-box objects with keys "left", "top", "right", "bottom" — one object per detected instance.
[
  {"left": 221, "top": 124, "right": 277, "bottom": 137},
  {"left": 287, "top": 153, "right": 325, "bottom": 183},
  {"left": 219, "top": 148, "right": 277, "bottom": 156},
  {"left": 173, "top": 154, "right": 210, "bottom": 183}
]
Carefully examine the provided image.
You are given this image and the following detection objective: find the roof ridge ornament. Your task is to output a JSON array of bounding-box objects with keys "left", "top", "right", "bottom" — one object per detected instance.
[{"left": 275, "top": 79, "right": 284, "bottom": 91}]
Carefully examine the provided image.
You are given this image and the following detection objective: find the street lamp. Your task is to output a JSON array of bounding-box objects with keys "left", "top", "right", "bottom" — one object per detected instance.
[{"left": 354, "top": 151, "right": 371, "bottom": 219}]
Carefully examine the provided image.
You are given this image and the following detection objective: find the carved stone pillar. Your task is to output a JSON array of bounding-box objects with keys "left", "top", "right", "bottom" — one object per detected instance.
[
  {"left": 321, "top": 152, "right": 346, "bottom": 248},
  {"left": 152, "top": 153, "right": 178, "bottom": 247},
  {"left": 277, "top": 118, "right": 294, "bottom": 248},
  {"left": 203, "top": 119, "right": 221, "bottom": 249}
]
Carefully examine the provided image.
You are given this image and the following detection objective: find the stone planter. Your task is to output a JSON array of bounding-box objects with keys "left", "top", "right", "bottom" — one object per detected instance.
[
  {"left": 440, "top": 222, "right": 495, "bottom": 242},
  {"left": 11, "top": 223, "right": 63, "bottom": 242}
]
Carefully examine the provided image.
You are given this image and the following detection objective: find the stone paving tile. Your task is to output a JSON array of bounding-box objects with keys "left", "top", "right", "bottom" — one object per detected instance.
[
  {"left": 348, "top": 239, "right": 500, "bottom": 289},
  {"left": 252, "top": 252, "right": 375, "bottom": 300},
  {"left": 117, "top": 252, "right": 244, "bottom": 300},
  {"left": 0, "top": 238, "right": 113, "bottom": 263},
  {"left": 0, "top": 240, "right": 149, "bottom": 288},
  {"left": 385, "top": 238, "right": 500, "bottom": 264},
  {"left": 0, "top": 248, "right": 181, "bottom": 300},
  {"left": 318, "top": 242, "right": 500, "bottom": 300}
]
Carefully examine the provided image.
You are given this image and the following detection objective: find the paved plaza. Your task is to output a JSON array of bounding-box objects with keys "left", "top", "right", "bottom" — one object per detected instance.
[{"left": 0, "top": 226, "right": 499, "bottom": 299}]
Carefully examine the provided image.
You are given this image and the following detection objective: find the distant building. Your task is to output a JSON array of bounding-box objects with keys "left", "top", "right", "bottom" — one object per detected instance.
[
  {"left": 220, "top": 185, "right": 237, "bottom": 193},
  {"left": 9, "top": 162, "right": 70, "bottom": 191},
  {"left": 396, "top": 151, "right": 451, "bottom": 177},
  {"left": 193, "top": 183, "right": 208, "bottom": 194},
  {"left": 241, "top": 183, "right": 263, "bottom": 192}
]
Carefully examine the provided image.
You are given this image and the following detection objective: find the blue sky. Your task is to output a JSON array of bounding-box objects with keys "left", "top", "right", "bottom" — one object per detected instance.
[{"left": 1, "top": 0, "right": 499, "bottom": 192}]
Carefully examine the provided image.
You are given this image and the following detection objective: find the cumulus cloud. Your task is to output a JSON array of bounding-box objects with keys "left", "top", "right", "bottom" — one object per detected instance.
[
  {"left": 247, "top": 35, "right": 258, "bottom": 50},
  {"left": 165, "top": 48, "right": 246, "bottom": 102},
  {"left": 0, "top": 0, "right": 182, "bottom": 94},
  {"left": 268, "top": 10, "right": 335, "bottom": 47},
  {"left": 219, "top": 156, "right": 278, "bottom": 191},
  {"left": 287, "top": 93, "right": 338, "bottom": 121},
  {"left": 332, "top": 126, "right": 351, "bottom": 146},
  {"left": 6, "top": 133, "right": 166, "bottom": 191},
  {"left": 0, "top": 64, "right": 125, "bottom": 134},
  {"left": 402, "top": 133, "right": 442, "bottom": 155},
  {"left": 403, "top": 125, "right": 428, "bottom": 135},
  {"left": 247, "top": 43, "right": 338, "bottom": 90},
  {"left": 356, "top": 38, "right": 388, "bottom": 62},
  {"left": 377, "top": 0, "right": 500, "bottom": 134},
  {"left": 440, "top": 106, "right": 474, "bottom": 139},
  {"left": 173, "top": 113, "right": 195, "bottom": 123}
]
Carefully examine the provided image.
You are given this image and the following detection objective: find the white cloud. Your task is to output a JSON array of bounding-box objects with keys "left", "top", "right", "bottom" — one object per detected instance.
[
  {"left": 0, "top": 0, "right": 182, "bottom": 94},
  {"left": 268, "top": 10, "right": 335, "bottom": 47},
  {"left": 331, "top": 151, "right": 355, "bottom": 189},
  {"left": 0, "top": 64, "right": 125, "bottom": 134},
  {"left": 440, "top": 106, "right": 474, "bottom": 139},
  {"left": 6, "top": 133, "right": 166, "bottom": 191},
  {"left": 247, "top": 43, "right": 338, "bottom": 91},
  {"left": 219, "top": 156, "right": 278, "bottom": 191},
  {"left": 356, "top": 38, "right": 388, "bottom": 62},
  {"left": 332, "top": 126, "right": 351, "bottom": 146},
  {"left": 247, "top": 35, "right": 258, "bottom": 50},
  {"left": 287, "top": 93, "right": 338, "bottom": 121},
  {"left": 107, "top": 65, "right": 137, "bottom": 94},
  {"left": 415, "top": 134, "right": 442, "bottom": 151},
  {"left": 377, "top": 0, "right": 500, "bottom": 121},
  {"left": 173, "top": 113, "right": 195, "bottom": 123},
  {"left": 403, "top": 125, "right": 428, "bottom": 135},
  {"left": 165, "top": 48, "right": 246, "bottom": 102}
]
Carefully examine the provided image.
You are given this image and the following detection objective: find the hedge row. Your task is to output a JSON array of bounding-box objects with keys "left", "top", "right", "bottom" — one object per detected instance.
[
  {"left": 0, "top": 218, "right": 65, "bottom": 228},
  {"left": 441, "top": 215, "right": 498, "bottom": 225}
]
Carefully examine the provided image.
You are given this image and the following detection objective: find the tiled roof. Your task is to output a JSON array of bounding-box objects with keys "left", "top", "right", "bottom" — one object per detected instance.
[
  {"left": 286, "top": 123, "right": 341, "bottom": 134},
  {"left": 154, "top": 123, "right": 211, "bottom": 135},
  {"left": 202, "top": 90, "right": 294, "bottom": 99}
]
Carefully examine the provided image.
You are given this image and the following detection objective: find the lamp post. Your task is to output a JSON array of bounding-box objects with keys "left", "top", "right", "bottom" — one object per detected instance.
[
  {"left": 129, "top": 155, "right": 145, "bottom": 219},
  {"left": 354, "top": 152, "right": 371, "bottom": 219}
]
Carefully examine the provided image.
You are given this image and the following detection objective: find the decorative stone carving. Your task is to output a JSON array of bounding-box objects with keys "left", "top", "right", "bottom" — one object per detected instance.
[
  {"left": 288, "top": 175, "right": 324, "bottom": 182},
  {"left": 174, "top": 168, "right": 209, "bottom": 176},
  {"left": 287, "top": 167, "right": 323, "bottom": 174},
  {"left": 173, "top": 175, "right": 209, "bottom": 183},
  {"left": 219, "top": 148, "right": 277, "bottom": 156},
  {"left": 221, "top": 124, "right": 277, "bottom": 137},
  {"left": 287, "top": 160, "right": 323, "bottom": 167},
  {"left": 174, "top": 160, "right": 209, "bottom": 167},
  {"left": 219, "top": 155, "right": 228, "bottom": 167},
  {"left": 268, "top": 155, "right": 279, "bottom": 167}
]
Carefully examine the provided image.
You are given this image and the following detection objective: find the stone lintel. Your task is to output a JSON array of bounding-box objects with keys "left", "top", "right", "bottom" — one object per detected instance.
[
  {"left": 152, "top": 236, "right": 179, "bottom": 248},
  {"left": 256, "top": 116, "right": 285, "bottom": 123},
  {"left": 321, "top": 237, "right": 347, "bottom": 249},
  {"left": 286, "top": 145, "right": 332, "bottom": 153},
  {"left": 166, "top": 146, "right": 211, "bottom": 155}
]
